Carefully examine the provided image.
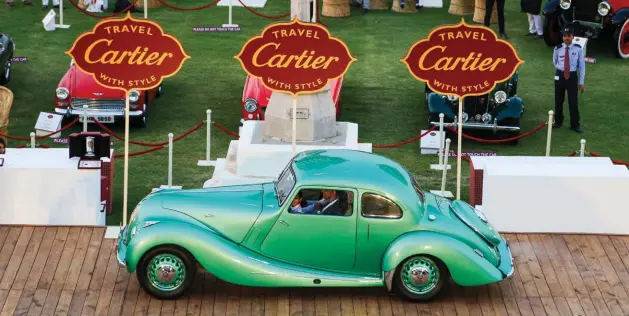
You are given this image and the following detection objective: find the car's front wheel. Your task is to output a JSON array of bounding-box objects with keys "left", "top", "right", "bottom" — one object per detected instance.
[
  {"left": 137, "top": 246, "right": 197, "bottom": 300},
  {"left": 393, "top": 255, "right": 447, "bottom": 302},
  {"left": 615, "top": 19, "right": 629, "bottom": 59},
  {"left": 0, "top": 56, "right": 11, "bottom": 85}
]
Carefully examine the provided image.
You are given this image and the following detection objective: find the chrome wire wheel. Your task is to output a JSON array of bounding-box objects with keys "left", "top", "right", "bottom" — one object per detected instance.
[
  {"left": 401, "top": 256, "right": 440, "bottom": 295},
  {"left": 4, "top": 60, "right": 10, "bottom": 81},
  {"left": 147, "top": 253, "right": 186, "bottom": 292}
]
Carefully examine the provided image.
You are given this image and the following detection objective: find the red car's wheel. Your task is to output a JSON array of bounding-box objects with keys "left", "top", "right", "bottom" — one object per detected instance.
[{"left": 617, "top": 19, "right": 629, "bottom": 59}]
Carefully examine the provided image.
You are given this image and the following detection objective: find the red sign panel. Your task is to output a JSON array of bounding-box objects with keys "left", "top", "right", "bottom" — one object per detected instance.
[
  {"left": 235, "top": 18, "right": 356, "bottom": 96},
  {"left": 401, "top": 19, "right": 523, "bottom": 97},
  {"left": 66, "top": 12, "right": 190, "bottom": 92}
]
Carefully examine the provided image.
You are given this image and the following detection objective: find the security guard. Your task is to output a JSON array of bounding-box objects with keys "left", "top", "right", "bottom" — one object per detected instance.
[{"left": 553, "top": 25, "right": 585, "bottom": 133}]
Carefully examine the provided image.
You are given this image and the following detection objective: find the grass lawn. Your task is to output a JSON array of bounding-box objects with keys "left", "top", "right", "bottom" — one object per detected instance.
[{"left": 1, "top": 0, "right": 628, "bottom": 225}]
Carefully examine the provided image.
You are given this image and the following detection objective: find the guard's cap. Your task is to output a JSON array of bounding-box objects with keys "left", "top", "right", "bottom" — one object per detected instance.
[{"left": 562, "top": 25, "right": 574, "bottom": 35}]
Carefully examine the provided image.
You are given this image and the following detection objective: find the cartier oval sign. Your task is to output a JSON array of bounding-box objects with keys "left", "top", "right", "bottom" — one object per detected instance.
[
  {"left": 235, "top": 18, "right": 356, "bottom": 96},
  {"left": 401, "top": 19, "right": 523, "bottom": 97},
  {"left": 66, "top": 12, "right": 190, "bottom": 92}
]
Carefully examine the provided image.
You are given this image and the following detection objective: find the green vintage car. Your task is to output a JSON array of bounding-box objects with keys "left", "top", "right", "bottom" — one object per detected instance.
[{"left": 116, "top": 149, "right": 514, "bottom": 301}]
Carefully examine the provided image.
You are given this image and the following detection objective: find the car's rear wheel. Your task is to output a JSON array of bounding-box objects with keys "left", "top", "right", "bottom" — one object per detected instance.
[
  {"left": 0, "top": 55, "right": 11, "bottom": 85},
  {"left": 393, "top": 255, "right": 447, "bottom": 302},
  {"left": 137, "top": 245, "right": 197, "bottom": 300},
  {"left": 615, "top": 19, "right": 629, "bottom": 59}
]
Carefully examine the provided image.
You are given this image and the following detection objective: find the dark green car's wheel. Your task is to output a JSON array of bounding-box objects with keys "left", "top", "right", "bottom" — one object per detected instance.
[
  {"left": 393, "top": 255, "right": 447, "bottom": 302},
  {"left": 137, "top": 246, "right": 197, "bottom": 300}
]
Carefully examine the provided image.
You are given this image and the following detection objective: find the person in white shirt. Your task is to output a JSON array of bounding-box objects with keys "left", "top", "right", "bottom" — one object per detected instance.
[
  {"left": 41, "top": 0, "right": 58, "bottom": 10},
  {"left": 85, "top": 0, "right": 107, "bottom": 12}
]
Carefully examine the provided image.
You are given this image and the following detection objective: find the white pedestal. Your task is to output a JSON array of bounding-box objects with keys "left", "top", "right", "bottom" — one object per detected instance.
[
  {"left": 481, "top": 161, "right": 629, "bottom": 234},
  {"left": 104, "top": 226, "right": 121, "bottom": 239},
  {"left": 422, "top": 0, "right": 442, "bottom": 8},
  {"left": 0, "top": 149, "right": 104, "bottom": 226},
  {"left": 430, "top": 164, "right": 451, "bottom": 170},
  {"left": 204, "top": 121, "right": 372, "bottom": 187},
  {"left": 222, "top": 24, "right": 239, "bottom": 27},
  {"left": 217, "top": 0, "right": 267, "bottom": 7}
]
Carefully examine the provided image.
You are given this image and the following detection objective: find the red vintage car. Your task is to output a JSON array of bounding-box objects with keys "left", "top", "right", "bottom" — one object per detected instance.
[
  {"left": 54, "top": 60, "right": 162, "bottom": 128},
  {"left": 241, "top": 75, "right": 343, "bottom": 120}
]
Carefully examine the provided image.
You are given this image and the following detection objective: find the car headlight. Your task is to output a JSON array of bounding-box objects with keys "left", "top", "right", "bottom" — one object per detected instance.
[
  {"left": 474, "top": 208, "right": 488, "bottom": 222},
  {"left": 494, "top": 91, "right": 507, "bottom": 104},
  {"left": 128, "top": 90, "right": 140, "bottom": 103},
  {"left": 598, "top": 1, "right": 610, "bottom": 15},
  {"left": 244, "top": 98, "right": 258, "bottom": 113},
  {"left": 462, "top": 112, "right": 469, "bottom": 122},
  {"left": 560, "top": 0, "right": 571, "bottom": 9},
  {"left": 56, "top": 88, "right": 69, "bottom": 100},
  {"left": 446, "top": 95, "right": 458, "bottom": 102},
  {"left": 482, "top": 113, "right": 492, "bottom": 123}
]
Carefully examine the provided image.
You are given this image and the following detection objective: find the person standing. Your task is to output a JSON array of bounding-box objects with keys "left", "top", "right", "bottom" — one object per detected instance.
[
  {"left": 400, "top": 0, "right": 423, "bottom": 10},
  {"left": 521, "top": 0, "right": 543, "bottom": 38},
  {"left": 553, "top": 25, "right": 585, "bottom": 133},
  {"left": 352, "top": 0, "right": 369, "bottom": 14},
  {"left": 484, "top": 0, "right": 507, "bottom": 39},
  {"left": 5, "top": 0, "right": 32, "bottom": 8},
  {"left": 41, "top": 0, "right": 59, "bottom": 10}
]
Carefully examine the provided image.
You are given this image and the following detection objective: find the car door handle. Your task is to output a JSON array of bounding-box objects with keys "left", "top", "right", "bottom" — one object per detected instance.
[{"left": 279, "top": 220, "right": 290, "bottom": 226}]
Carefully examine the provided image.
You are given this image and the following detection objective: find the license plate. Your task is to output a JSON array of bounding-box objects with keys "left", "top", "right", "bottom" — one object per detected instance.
[{"left": 79, "top": 116, "right": 115, "bottom": 123}]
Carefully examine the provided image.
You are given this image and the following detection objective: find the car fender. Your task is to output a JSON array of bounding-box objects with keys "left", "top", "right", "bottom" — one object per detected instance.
[
  {"left": 381, "top": 231, "right": 503, "bottom": 288},
  {"left": 427, "top": 93, "right": 455, "bottom": 119},
  {"left": 543, "top": 0, "right": 560, "bottom": 14},
  {"left": 612, "top": 8, "right": 629, "bottom": 24},
  {"left": 495, "top": 97, "right": 523, "bottom": 121}
]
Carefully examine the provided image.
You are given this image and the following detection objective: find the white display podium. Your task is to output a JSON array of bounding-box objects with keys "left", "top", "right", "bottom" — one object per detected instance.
[
  {"left": 204, "top": 121, "right": 372, "bottom": 188},
  {"left": 479, "top": 159, "right": 629, "bottom": 234},
  {"left": 0, "top": 148, "right": 106, "bottom": 226}
]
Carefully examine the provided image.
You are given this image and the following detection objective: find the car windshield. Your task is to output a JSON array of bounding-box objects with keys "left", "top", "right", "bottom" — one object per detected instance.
[
  {"left": 410, "top": 174, "right": 425, "bottom": 203},
  {"left": 275, "top": 165, "right": 296, "bottom": 206}
]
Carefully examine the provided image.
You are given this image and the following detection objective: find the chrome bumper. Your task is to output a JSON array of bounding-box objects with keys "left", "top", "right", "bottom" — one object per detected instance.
[
  {"left": 505, "top": 238, "right": 514, "bottom": 279},
  {"left": 55, "top": 108, "right": 144, "bottom": 117},
  {"left": 430, "top": 121, "right": 520, "bottom": 132},
  {"left": 116, "top": 226, "right": 127, "bottom": 268}
]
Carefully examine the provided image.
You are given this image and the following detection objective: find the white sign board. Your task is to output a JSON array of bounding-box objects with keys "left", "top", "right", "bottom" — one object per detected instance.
[
  {"left": 42, "top": 9, "right": 56, "bottom": 32},
  {"left": 573, "top": 37, "right": 589, "bottom": 58},
  {"left": 35, "top": 112, "right": 63, "bottom": 138},
  {"left": 419, "top": 130, "right": 444, "bottom": 154}
]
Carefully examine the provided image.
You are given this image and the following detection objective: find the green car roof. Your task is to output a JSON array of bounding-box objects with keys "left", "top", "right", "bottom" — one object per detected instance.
[{"left": 291, "top": 149, "right": 414, "bottom": 194}]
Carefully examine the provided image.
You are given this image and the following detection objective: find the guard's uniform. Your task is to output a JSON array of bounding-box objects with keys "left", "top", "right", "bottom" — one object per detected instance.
[{"left": 553, "top": 27, "right": 585, "bottom": 130}]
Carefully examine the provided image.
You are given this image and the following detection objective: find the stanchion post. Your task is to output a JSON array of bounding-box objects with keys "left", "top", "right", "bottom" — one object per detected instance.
[
  {"left": 144, "top": 0, "right": 148, "bottom": 19},
  {"left": 222, "top": 0, "right": 239, "bottom": 28},
  {"left": 440, "top": 138, "right": 451, "bottom": 196},
  {"left": 206, "top": 109, "right": 211, "bottom": 161},
  {"left": 168, "top": 133, "right": 173, "bottom": 187},
  {"left": 313, "top": 0, "right": 318, "bottom": 22},
  {"left": 30, "top": 132, "right": 35, "bottom": 148},
  {"left": 580, "top": 139, "right": 586, "bottom": 158},
  {"left": 546, "top": 110, "right": 553, "bottom": 157},
  {"left": 83, "top": 105, "right": 88, "bottom": 132},
  {"left": 55, "top": 0, "right": 70, "bottom": 29},
  {"left": 438, "top": 113, "right": 444, "bottom": 166}
]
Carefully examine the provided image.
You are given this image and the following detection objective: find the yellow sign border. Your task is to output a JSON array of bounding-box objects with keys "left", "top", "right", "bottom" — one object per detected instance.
[
  {"left": 400, "top": 18, "right": 524, "bottom": 98},
  {"left": 65, "top": 12, "right": 191, "bottom": 93},
  {"left": 234, "top": 17, "right": 357, "bottom": 98}
]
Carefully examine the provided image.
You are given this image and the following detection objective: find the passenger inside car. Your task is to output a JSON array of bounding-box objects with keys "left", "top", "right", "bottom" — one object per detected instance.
[{"left": 289, "top": 189, "right": 352, "bottom": 216}]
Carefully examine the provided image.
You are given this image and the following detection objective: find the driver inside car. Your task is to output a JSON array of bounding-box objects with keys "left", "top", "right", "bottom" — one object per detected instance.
[{"left": 290, "top": 189, "right": 344, "bottom": 215}]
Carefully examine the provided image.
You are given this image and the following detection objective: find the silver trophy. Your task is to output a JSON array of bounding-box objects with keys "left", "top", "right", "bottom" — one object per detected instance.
[{"left": 85, "top": 136, "right": 95, "bottom": 158}]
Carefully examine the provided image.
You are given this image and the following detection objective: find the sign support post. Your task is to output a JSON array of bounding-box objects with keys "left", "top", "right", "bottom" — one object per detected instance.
[
  {"left": 292, "top": 97, "right": 297, "bottom": 157},
  {"left": 144, "top": 0, "right": 148, "bottom": 19},
  {"left": 223, "top": 0, "right": 239, "bottom": 28},
  {"left": 56, "top": 0, "right": 71, "bottom": 29},
  {"left": 122, "top": 94, "right": 130, "bottom": 226},
  {"left": 456, "top": 99, "right": 463, "bottom": 200}
]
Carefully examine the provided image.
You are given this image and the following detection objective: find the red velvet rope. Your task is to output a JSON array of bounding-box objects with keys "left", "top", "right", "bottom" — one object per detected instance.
[
  {"left": 39, "top": 144, "right": 51, "bottom": 148},
  {"left": 235, "top": 0, "right": 290, "bottom": 18},
  {"left": 589, "top": 152, "right": 629, "bottom": 166},
  {"left": 113, "top": 145, "right": 165, "bottom": 158},
  {"left": 16, "top": 145, "right": 27, "bottom": 148},
  {"left": 0, "top": 117, "right": 80, "bottom": 141},
  {"left": 93, "top": 120, "right": 204, "bottom": 147},
  {"left": 567, "top": 151, "right": 577, "bottom": 157},
  {"left": 155, "top": 0, "right": 220, "bottom": 11},
  {"left": 67, "top": 0, "right": 141, "bottom": 18},
  {"left": 445, "top": 122, "right": 546, "bottom": 143},
  {"left": 213, "top": 121, "right": 240, "bottom": 138},
  {"left": 372, "top": 126, "right": 437, "bottom": 149}
]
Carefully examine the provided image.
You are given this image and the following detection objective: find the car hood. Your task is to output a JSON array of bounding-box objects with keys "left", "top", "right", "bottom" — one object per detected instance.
[
  {"left": 67, "top": 65, "right": 125, "bottom": 99},
  {"left": 159, "top": 184, "right": 265, "bottom": 244}
]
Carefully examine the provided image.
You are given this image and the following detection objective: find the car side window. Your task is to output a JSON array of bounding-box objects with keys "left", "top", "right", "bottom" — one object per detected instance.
[
  {"left": 361, "top": 193, "right": 402, "bottom": 219},
  {"left": 288, "top": 188, "right": 353, "bottom": 216}
]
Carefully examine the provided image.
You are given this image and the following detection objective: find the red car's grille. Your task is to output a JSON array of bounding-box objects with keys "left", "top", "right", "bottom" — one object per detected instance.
[{"left": 71, "top": 98, "right": 125, "bottom": 111}]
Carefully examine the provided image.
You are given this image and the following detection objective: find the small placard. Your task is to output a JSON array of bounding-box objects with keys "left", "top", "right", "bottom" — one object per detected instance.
[
  {"left": 573, "top": 36, "right": 589, "bottom": 59},
  {"left": 585, "top": 57, "right": 596, "bottom": 64},
  {"left": 35, "top": 112, "right": 63, "bottom": 138},
  {"left": 53, "top": 138, "right": 69, "bottom": 144},
  {"left": 192, "top": 26, "right": 241, "bottom": 32},
  {"left": 287, "top": 108, "right": 310, "bottom": 120},
  {"left": 10, "top": 57, "right": 28, "bottom": 62},
  {"left": 42, "top": 9, "right": 56, "bottom": 31},
  {"left": 78, "top": 160, "right": 102, "bottom": 169},
  {"left": 420, "top": 130, "right": 445, "bottom": 154},
  {"left": 448, "top": 151, "right": 497, "bottom": 157}
]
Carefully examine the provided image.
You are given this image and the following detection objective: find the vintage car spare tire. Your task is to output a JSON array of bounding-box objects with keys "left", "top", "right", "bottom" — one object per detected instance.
[
  {"left": 393, "top": 255, "right": 447, "bottom": 302},
  {"left": 137, "top": 245, "right": 197, "bottom": 300},
  {"left": 616, "top": 19, "right": 629, "bottom": 59}
]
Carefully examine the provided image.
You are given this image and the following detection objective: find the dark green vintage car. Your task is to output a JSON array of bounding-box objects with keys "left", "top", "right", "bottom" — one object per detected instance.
[
  {"left": 0, "top": 33, "right": 15, "bottom": 85},
  {"left": 117, "top": 150, "right": 514, "bottom": 302},
  {"left": 425, "top": 71, "right": 524, "bottom": 144}
]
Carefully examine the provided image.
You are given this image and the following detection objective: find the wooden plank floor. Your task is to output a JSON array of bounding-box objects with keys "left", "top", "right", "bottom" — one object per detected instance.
[{"left": 2, "top": 228, "right": 629, "bottom": 315}]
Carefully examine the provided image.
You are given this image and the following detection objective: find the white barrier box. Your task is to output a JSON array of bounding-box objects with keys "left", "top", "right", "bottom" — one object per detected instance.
[{"left": 481, "top": 162, "right": 629, "bottom": 234}]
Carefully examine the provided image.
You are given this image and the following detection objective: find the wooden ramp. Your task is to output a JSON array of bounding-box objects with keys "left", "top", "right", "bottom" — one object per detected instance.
[{"left": 2, "top": 227, "right": 629, "bottom": 315}]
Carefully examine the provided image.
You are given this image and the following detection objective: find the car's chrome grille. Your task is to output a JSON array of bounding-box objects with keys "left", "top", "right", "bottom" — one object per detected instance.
[{"left": 70, "top": 98, "right": 125, "bottom": 112}]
